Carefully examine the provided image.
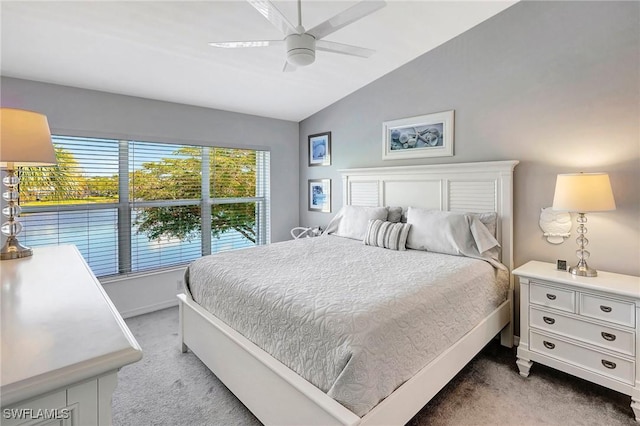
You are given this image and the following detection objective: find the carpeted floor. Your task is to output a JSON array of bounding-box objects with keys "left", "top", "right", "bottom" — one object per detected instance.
[{"left": 112, "top": 307, "right": 637, "bottom": 426}]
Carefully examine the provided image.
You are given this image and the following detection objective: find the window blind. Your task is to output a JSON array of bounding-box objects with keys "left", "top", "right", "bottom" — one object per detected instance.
[
  {"left": 18, "top": 136, "right": 270, "bottom": 278},
  {"left": 21, "top": 208, "right": 119, "bottom": 277},
  {"left": 129, "top": 141, "right": 203, "bottom": 272},
  {"left": 19, "top": 136, "right": 120, "bottom": 276}
]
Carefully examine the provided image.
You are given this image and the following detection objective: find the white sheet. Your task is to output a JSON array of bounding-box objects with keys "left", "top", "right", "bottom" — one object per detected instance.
[{"left": 185, "top": 235, "right": 508, "bottom": 416}]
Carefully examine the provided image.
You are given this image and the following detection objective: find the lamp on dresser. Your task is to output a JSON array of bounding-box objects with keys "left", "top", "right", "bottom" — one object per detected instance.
[
  {"left": 0, "top": 108, "right": 56, "bottom": 260},
  {"left": 552, "top": 172, "right": 616, "bottom": 277}
]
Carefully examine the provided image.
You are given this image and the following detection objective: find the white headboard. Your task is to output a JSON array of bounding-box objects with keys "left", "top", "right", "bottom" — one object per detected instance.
[{"left": 339, "top": 160, "right": 519, "bottom": 272}]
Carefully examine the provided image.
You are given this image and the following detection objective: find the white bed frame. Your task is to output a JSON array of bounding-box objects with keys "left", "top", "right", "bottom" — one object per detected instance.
[{"left": 178, "top": 160, "right": 519, "bottom": 426}]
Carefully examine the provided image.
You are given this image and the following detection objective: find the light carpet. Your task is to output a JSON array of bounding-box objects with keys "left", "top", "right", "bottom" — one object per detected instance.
[{"left": 112, "top": 307, "right": 636, "bottom": 425}]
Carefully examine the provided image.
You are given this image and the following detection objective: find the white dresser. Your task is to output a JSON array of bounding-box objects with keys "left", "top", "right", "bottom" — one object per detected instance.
[
  {"left": 1, "top": 245, "right": 143, "bottom": 425},
  {"left": 514, "top": 261, "right": 640, "bottom": 421}
]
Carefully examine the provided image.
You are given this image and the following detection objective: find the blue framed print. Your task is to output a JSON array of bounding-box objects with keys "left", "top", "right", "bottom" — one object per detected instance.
[
  {"left": 308, "top": 132, "right": 331, "bottom": 166},
  {"left": 308, "top": 179, "right": 331, "bottom": 212},
  {"left": 382, "top": 110, "right": 454, "bottom": 160}
]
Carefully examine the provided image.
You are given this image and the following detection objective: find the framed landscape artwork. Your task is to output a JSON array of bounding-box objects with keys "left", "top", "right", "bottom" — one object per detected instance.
[
  {"left": 308, "top": 179, "right": 331, "bottom": 212},
  {"left": 382, "top": 110, "right": 454, "bottom": 160},
  {"left": 308, "top": 132, "right": 331, "bottom": 166}
]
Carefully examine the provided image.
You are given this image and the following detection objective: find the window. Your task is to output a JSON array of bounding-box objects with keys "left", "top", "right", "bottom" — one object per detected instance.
[{"left": 18, "top": 136, "right": 270, "bottom": 277}]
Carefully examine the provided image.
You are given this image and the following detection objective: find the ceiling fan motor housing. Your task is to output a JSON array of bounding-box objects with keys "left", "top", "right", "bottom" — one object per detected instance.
[{"left": 285, "top": 33, "right": 316, "bottom": 66}]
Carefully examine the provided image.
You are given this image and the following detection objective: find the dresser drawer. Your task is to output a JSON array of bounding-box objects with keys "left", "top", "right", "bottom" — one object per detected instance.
[
  {"left": 530, "top": 282, "right": 575, "bottom": 313},
  {"left": 530, "top": 331, "right": 635, "bottom": 385},
  {"left": 580, "top": 293, "right": 636, "bottom": 328},
  {"left": 530, "top": 306, "right": 635, "bottom": 356}
]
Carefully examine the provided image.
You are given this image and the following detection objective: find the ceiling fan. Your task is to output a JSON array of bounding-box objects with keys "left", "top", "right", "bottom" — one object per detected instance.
[{"left": 209, "top": 0, "right": 387, "bottom": 71}]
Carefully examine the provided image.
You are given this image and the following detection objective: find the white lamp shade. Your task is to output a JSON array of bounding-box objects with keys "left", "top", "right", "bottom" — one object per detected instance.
[
  {"left": 552, "top": 172, "right": 616, "bottom": 212},
  {"left": 1, "top": 108, "right": 56, "bottom": 167}
]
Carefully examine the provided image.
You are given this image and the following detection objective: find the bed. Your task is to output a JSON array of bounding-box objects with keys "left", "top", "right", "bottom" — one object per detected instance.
[{"left": 178, "top": 160, "right": 519, "bottom": 425}]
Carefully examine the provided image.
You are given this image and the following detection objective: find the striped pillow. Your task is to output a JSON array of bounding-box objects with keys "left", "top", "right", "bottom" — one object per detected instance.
[{"left": 363, "top": 219, "right": 411, "bottom": 251}]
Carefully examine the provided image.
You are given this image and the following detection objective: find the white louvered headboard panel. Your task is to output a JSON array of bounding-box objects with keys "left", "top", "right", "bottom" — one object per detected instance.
[
  {"left": 349, "top": 181, "right": 379, "bottom": 207},
  {"left": 448, "top": 180, "right": 497, "bottom": 213},
  {"left": 340, "top": 161, "right": 519, "bottom": 271}
]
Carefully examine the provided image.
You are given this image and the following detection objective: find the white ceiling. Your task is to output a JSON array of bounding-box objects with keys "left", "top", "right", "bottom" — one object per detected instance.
[{"left": 1, "top": 1, "right": 515, "bottom": 122}]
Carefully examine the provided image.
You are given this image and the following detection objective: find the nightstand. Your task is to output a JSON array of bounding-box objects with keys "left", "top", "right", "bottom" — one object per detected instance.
[{"left": 514, "top": 261, "right": 640, "bottom": 421}]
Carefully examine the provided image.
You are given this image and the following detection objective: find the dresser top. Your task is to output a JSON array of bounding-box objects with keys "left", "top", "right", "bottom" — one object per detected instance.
[
  {"left": 513, "top": 260, "right": 640, "bottom": 300},
  {"left": 1, "top": 245, "right": 142, "bottom": 406}
]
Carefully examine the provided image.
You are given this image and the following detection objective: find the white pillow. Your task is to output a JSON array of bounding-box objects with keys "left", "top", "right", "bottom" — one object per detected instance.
[
  {"left": 473, "top": 212, "right": 498, "bottom": 237},
  {"left": 363, "top": 219, "right": 411, "bottom": 251},
  {"left": 327, "top": 205, "right": 389, "bottom": 241},
  {"left": 405, "top": 207, "right": 500, "bottom": 260}
]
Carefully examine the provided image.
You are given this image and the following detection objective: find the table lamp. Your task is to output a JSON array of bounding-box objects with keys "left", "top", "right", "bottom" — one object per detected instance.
[
  {"left": 0, "top": 108, "right": 57, "bottom": 260},
  {"left": 552, "top": 172, "right": 616, "bottom": 277}
]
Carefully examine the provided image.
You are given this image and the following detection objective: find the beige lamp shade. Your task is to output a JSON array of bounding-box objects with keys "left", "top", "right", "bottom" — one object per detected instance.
[
  {"left": 552, "top": 173, "right": 616, "bottom": 213},
  {"left": 1, "top": 108, "right": 56, "bottom": 167}
]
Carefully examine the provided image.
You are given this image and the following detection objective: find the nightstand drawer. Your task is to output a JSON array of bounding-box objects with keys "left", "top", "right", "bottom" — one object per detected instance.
[
  {"left": 580, "top": 293, "right": 635, "bottom": 328},
  {"left": 530, "top": 331, "right": 635, "bottom": 385},
  {"left": 530, "top": 306, "right": 635, "bottom": 356},
  {"left": 530, "top": 282, "right": 575, "bottom": 313}
]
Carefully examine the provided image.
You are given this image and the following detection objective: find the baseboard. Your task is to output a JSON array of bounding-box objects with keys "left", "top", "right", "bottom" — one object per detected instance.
[
  {"left": 514, "top": 335, "right": 520, "bottom": 346},
  {"left": 120, "top": 299, "right": 178, "bottom": 319},
  {"left": 101, "top": 267, "right": 184, "bottom": 319}
]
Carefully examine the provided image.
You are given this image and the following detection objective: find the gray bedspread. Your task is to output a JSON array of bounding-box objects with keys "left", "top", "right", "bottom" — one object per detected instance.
[{"left": 185, "top": 235, "right": 508, "bottom": 416}]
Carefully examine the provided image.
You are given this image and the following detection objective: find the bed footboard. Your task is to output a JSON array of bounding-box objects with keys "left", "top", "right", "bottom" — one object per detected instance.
[
  {"left": 360, "top": 298, "right": 511, "bottom": 425},
  {"left": 178, "top": 292, "right": 511, "bottom": 426},
  {"left": 177, "top": 293, "right": 360, "bottom": 426},
  {"left": 499, "top": 287, "right": 514, "bottom": 347},
  {"left": 178, "top": 300, "right": 188, "bottom": 354}
]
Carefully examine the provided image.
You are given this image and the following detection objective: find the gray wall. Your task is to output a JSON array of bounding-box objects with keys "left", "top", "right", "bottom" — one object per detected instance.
[
  {"left": 300, "top": 1, "right": 640, "bottom": 277},
  {"left": 1, "top": 77, "right": 300, "bottom": 243},
  {"left": 1, "top": 77, "right": 299, "bottom": 317}
]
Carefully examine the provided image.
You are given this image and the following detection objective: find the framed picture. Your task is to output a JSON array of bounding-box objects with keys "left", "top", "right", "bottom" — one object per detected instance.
[
  {"left": 308, "top": 132, "right": 331, "bottom": 166},
  {"left": 382, "top": 110, "right": 454, "bottom": 160},
  {"left": 308, "top": 179, "right": 331, "bottom": 212}
]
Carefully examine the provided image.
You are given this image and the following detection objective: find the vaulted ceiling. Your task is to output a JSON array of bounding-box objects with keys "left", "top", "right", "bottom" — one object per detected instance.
[{"left": 1, "top": 1, "right": 516, "bottom": 121}]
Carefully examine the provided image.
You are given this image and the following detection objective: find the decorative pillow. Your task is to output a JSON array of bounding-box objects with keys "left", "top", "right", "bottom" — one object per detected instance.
[
  {"left": 386, "top": 206, "right": 403, "bottom": 223},
  {"left": 326, "top": 205, "right": 389, "bottom": 241},
  {"left": 363, "top": 219, "right": 411, "bottom": 251},
  {"left": 405, "top": 207, "right": 501, "bottom": 263}
]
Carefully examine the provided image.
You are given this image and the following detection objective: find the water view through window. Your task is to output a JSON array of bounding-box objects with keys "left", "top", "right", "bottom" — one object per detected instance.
[{"left": 19, "top": 136, "right": 270, "bottom": 277}]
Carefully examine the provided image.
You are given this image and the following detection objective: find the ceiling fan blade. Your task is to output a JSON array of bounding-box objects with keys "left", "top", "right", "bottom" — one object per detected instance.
[
  {"left": 283, "top": 61, "right": 296, "bottom": 72},
  {"left": 316, "top": 40, "right": 375, "bottom": 58},
  {"left": 209, "top": 40, "right": 283, "bottom": 48},
  {"left": 307, "top": 0, "right": 386, "bottom": 40},
  {"left": 247, "top": 0, "right": 299, "bottom": 36}
]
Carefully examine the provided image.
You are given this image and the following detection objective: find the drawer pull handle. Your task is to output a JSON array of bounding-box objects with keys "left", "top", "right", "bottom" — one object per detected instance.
[
  {"left": 543, "top": 316, "right": 555, "bottom": 325},
  {"left": 600, "top": 305, "right": 612, "bottom": 313},
  {"left": 543, "top": 341, "right": 555, "bottom": 350},
  {"left": 546, "top": 294, "right": 557, "bottom": 301},
  {"left": 601, "top": 360, "right": 617, "bottom": 369},
  {"left": 601, "top": 332, "right": 617, "bottom": 342}
]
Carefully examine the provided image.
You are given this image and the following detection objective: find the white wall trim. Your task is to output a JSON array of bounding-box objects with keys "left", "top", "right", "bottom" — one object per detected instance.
[
  {"left": 101, "top": 267, "right": 185, "bottom": 319},
  {"left": 99, "top": 265, "right": 186, "bottom": 284},
  {"left": 119, "top": 299, "right": 179, "bottom": 319}
]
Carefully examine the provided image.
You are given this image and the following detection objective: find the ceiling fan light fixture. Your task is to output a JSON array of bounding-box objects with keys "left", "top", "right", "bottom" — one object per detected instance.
[
  {"left": 285, "top": 33, "right": 316, "bottom": 66},
  {"left": 210, "top": 0, "right": 386, "bottom": 71}
]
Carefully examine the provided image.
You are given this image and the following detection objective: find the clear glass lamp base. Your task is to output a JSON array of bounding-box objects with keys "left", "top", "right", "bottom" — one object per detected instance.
[
  {"left": 1, "top": 168, "right": 33, "bottom": 260},
  {"left": 569, "top": 261, "right": 598, "bottom": 277},
  {"left": 0, "top": 236, "right": 33, "bottom": 260},
  {"left": 570, "top": 213, "right": 597, "bottom": 277}
]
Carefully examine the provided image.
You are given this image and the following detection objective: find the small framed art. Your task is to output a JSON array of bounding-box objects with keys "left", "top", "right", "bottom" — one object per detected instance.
[
  {"left": 557, "top": 259, "right": 567, "bottom": 271},
  {"left": 308, "top": 179, "right": 331, "bottom": 212},
  {"left": 382, "top": 110, "right": 454, "bottom": 160},
  {"left": 308, "top": 132, "right": 331, "bottom": 166}
]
